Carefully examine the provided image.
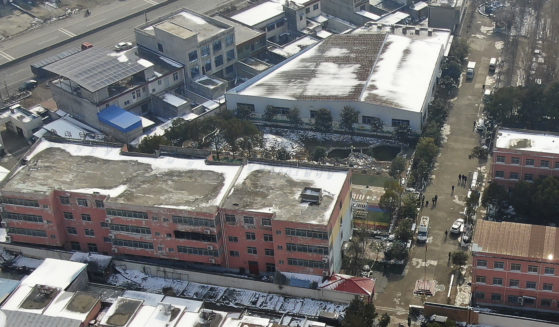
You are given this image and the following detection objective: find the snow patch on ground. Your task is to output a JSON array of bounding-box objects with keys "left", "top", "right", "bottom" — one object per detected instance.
[
  {"left": 108, "top": 266, "right": 188, "bottom": 295},
  {"left": 479, "top": 25, "right": 494, "bottom": 34},
  {"left": 263, "top": 134, "right": 303, "bottom": 154},
  {"left": 494, "top": 41, "right": 504, "bottom": 49},
  {"left": 441, "top": 124, "right": 451, "bottom": 143}
]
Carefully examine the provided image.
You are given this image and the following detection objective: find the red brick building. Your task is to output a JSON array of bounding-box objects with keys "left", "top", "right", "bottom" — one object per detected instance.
[
  {"left": 491, "top": 128, "right": 559, "bottom": 189},
  {"left": 472, "top": 220, "right": 559, "bottom": 312},
  {"left": 0, "top": 140, "right": 351, "bottom": 276}
]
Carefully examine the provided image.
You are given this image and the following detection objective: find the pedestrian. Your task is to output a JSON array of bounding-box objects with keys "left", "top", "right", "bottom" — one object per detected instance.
[
  {"left": 482, "top": 84, "right": 486, "bottom": 90},
  {"left": 451, "top": 185, "right": 455, "bottom": 193},
  {"left": 432, "top": 197, "right": 435, "bottom": 207},
  {"left": 473, "top": 120, "right": 476, "bottom": 131},
  {"left": 434, "top": 194, "right": 438, "bottom": 205},
  {"left": 458, "top": 174, "right": 462, "bottom": 183},
  {"left": 425, "top": 200, "right": 429, "bottom": 208},
  {"left": 464, "top": 175, "right": 468, "bottom": 185},
  {"left": 448, "top": 252, "right": 451, "bottom": 262},
  {"left": 444, "top": 230, "right": 448, "bottom": 240}
]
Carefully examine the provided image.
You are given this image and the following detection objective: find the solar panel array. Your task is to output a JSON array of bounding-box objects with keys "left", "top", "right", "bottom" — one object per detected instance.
[{"left": 43, "top": 48, "right": 148, "bottom": 92}]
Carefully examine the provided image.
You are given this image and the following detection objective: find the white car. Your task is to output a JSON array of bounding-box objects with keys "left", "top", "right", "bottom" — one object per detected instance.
[
  {"left": 450, "top": 218, "right": 464, "bottom": 234},
  {"left": 114, "top": 42, "right": 133, "bottom": 51}
]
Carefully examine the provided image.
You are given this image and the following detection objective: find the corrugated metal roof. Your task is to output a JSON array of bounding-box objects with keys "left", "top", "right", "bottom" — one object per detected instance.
[
  {"left": 1, "top": 309, "right": 82, "bottom": 327},
  {"left": 472, "top": 220, "right": 559, "bottom": 260}
]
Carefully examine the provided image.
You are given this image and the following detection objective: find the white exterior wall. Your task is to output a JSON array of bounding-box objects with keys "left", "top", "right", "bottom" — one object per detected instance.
[
  {"left": 332, "top": 204, "right": 352, "bottom": 273},
  {"left": 225, "top": 94, "right": 424, "bottom": 132},
  {"left": 254, "top": 15, "right": 288, "bottom": 43}
]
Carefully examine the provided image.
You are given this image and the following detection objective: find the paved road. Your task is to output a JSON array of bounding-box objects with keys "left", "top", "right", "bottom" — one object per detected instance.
[
  {"left": 372, "top": 7, "right": 504, "bottom": 326},
  {"left": 0, "top": 0, "right": 237, "bottom": 94}
]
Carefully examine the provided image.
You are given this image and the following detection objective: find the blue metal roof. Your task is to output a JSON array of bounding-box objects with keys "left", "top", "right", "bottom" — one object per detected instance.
[
  {"left": 97, "top": 105, "right": 142, "bottom": 133},
  {"left": 0, "top": 278, "right": 20, "bottom": 303}
]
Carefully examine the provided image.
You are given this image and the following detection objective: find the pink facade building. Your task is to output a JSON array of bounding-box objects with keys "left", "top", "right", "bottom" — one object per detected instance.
[
  {"left": 491, "top": 128, "right": 559, "bottom": 188},
  {"left": 0, "top": 139, "right": 351, "bottom": 276},
  {"left": 472, "top": 220, "right": 559, "bottom": 312}
]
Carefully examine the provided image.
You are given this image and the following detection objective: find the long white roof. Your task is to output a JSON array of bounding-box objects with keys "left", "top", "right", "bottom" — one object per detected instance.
[
  {"left": 495, "top": 128, "right": 559, "bottom": 155},
  {"left": 231, "top": 1, "right": 284, "bottom": 27}
]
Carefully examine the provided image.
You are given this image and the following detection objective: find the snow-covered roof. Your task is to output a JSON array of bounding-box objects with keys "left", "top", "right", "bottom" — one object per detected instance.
[
  {"left": 376, "top": 11, "right": 410, "bottom": 25},
  {"left": 4, "top": 140, "right": 242, "bottom": 212},
  {"left": 70, "top": 252, "right": 112, "bottom": 270},
  {"left": 21, "top": 259, "right": 86, "bottom": 290},
  {"left": 149, "top": 10, "right": 228, "bottom": 42},
  {"left": 34, "top": 115, "right": 104, "bottom": 141},
  {"left": 495, "top": 128, "right": 559, "bottom": 155},
  {"left": 162, "top": 93, "right": 188, "bottom": 107},
  {"left": 270, "top": 36, "right": 319, "bottom": 58},
  {"left": 223, "top": 163, "right": 349, "bottom": 224},
  {"left": 356, "top": 10, "right": 380, "bottom": 20},
  {"left": 233, "top": 33, "right": 443, "bottom": 112},
  {"left": 230, "top": 1, "right": 284, "bottom": 27}
]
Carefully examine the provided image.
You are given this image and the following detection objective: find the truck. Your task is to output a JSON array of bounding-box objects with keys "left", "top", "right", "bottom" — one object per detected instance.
[
  {"left": 417, "top": 216, "right": 429, "bottom": 243},
  {"left": 466, "top": 61, "right": 476, "bottom": 79}
]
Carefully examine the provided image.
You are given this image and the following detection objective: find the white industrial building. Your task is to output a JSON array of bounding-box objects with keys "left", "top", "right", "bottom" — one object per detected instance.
[{"left": 226, "top": 27, "right": 451, "bottom": 133}]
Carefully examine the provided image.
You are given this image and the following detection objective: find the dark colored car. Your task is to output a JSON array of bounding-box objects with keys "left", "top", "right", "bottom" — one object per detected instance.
[{"left": 18, "top": 80, "right": 38, "bottom": 92}]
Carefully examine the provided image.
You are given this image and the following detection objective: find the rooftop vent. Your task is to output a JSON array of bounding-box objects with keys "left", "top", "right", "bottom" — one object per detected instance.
[
  {"left": 427, "top": 28, "right": 433, "bottom": 36},
  {"left": 301, "top": 187, "right": 322, "bottom": 205}
]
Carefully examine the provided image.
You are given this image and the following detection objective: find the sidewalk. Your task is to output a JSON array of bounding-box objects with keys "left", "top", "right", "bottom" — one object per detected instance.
[{"left": 0, "top": 0, "right": 165, "bottom": 66}]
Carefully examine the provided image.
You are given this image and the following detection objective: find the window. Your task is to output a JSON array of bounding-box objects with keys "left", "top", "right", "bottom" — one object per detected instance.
[
  {"left": 528, "top": 265, "right": 538, "bottom": 273},
  {"left": 264, "top": 234, "right": 273, "bottom": 242},
  {"left": 247, "top": 247, "right": 257, "bottom": 255},
  {"left": 66, "top": 227, "right": 77, "bottom": 235},
  {"left": 495, "top": 171, "right": 504, "bottom": 178},
  {"left": 225, "top": 65, "right": 234, "bottom": 75},
  {"left": 214, "top": 55, "right": 223, "bottom": 67},
  {"left": 266, "top": 23, "right": 275, "bottom": 31},
  {"left": 104, "top": 237, "right": 112, "bottom": 243},
  {"left": 173, "top": 72, "right": 179, "bottom": 81},
  {"left": 306, "top": 7, "right": 310, "bottom": 13},
  {"left": 310, "top": 110, "right": 317, "bottom": 119},
  {"left": 508, "top": 295, "right": 518, "bottom": 304},
  {"left": 541, "top": 160, "right": 550, "bottom": 167},
  {"left": 225, "top": 215, "right": 236, "bottom": 224},
  {"left": 524, "top": 173, "right": 533, "bottom": 181},
  {"left": 226, "top": 49, "right": 235, "bottom": 62},
  {"left": 265, "top": 248, "right": 274, "bottom": 256},
  {"left": 84, "top": 229, "right": 94, "bottom": 237},
  {"left": 228, "top": 236, "right": 238, "bottom": 242},
  {"left": 509, "top": 172, "right": 519, "bottom": 179},
  {"left": 157, "top": 43, "right": 164, "bottom": 52},
  {"left": 299, "top": 14, "right": 304, "bottom": 21},
  {"left": 511, "top": 263, "right": 521, "bottom": 271},
  {"left": 492, "top": 277, "right": 503, "bottom": 286},
  {"left": 3, "top": 212, "right": 43, "bottom": 223},
  {"left": 511, "top": 157, "right": 520, "bottom": 164},
  {"left": 201, "top": 45, "right": 210, "bottom": 57},
  {"left": 362, "top": 115, "right": 381, "bottom": 125},
  {"left": 7, "top": 227, "right": 46, "bottom": 237},
  {"left": 287, "top": 258, "right": 327, "bottom": 269},
  {"left": 494, "top": 261, "right": 504, "bottom": 269},
  {"left": 106, "top": 209, "right": 148, "bottom": 219},
  {"left": 190, "top": 66, "right": 200, "bottom": 79},
  {"left": 188, "top": 50, "right": 198, "bottom": 62},
  {"left": 541, "top": 299, "right": 552, "bottom": 307},
  {"left": 244, "top": 216, "right": 255, "bottom": 225},
  {"left": 124, "top": 100, "right": 130, "bottom": 105},
  {"left": 213, "top": 39, "right": 222, "bottom": 52},
  {"left": 313, "top": 3, "right": 319, "bottom": 9},
  {"left": 277, "top": 245, "right": 283, "bottom": 250},
  {"left": 286, "top": 243, "right": 329, "bottom": 255},
  {"left": 509, "top": 279, "right": 519, "bottom": 287},
  {"left": 526, "top": 158, "right": 534, "bottom": 166},
  {"left": 64, "top": 212, "right": 74, "bottom": 220},
  {"left": 1, "top": 197, "right": 40, "bottom": 207},
  {"left": 88, "top": 243, "right": 98, "bottom": 252},
  {"left": 475, "top": 275, "right": 486, "bottom": 283},
  {"left": 172, "top": 215, "right": 215, "bottom": 227},
  {"left": 225, "top": 33, "right": 234, "bottom": 47},
  {"left": 230, "top": 250, "right": 240, "bottom": 257},
  {"left": 475, "top": 292, "right": 485, "bottom": 299},
  {"left": 524, "top": 297, "right": 535, "bottom": 304},
  {"left": 526, "top": 281, "right": 537, "bottom": 289},
  {"left": 79, "top": 214, "right": 91, "bottom": 222},
  {"left": 246, "top": 232, "right": 256, "bottom": 240},
  {"left": 266, "top": 263, "right": 276, "bottom": 272},
  {"left": 496, "top": 156, "right": 506, "bottom": 163},
  {"left": 477, "top": 260, "right": 487, "bottom": 267},
  {"left": 95, "top": 200, "right": 104, "bottom": 208},
  {"left": 60, "top": 196, "right": 70, "bottom": 204},
  {"left": 391, "top": 119, "right": 410, "bottom": 127},
  {"left": 203, "top": 59, "right": 211, "bottom": 73},
  {"left": 545, "top": 267, "right": 555, "bottom": 275},
  {"left": 262, "top": 218, "right": 271, "bottom": 226},
  {"left": 543, "top": 283, "right": 553, "bottom": 291},
  {"left": 70, "top": 242, "right": 81, "bottom": 250},
  {"left": 285, "top": 228, "right": 328, "bottom": 240},
  {"left": 109, "top": 224, "right": 151, "bottom": 235},
  {"left": 113, "top": 238, "right": 154, "bottom": 250},
  {"left": 491, "top": 294, "right": 501, "bottom": 301}
]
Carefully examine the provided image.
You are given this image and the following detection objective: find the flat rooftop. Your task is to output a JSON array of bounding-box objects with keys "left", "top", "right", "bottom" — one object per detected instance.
[
  {"left": 230, "top": 1, "right": 284, "bottom": 27},
  {"left": 3, "top": 140, "right": 241, "bottom": 212},
  {"left": 212, "top": 15, "right": 265, "bottom": 45},
  {"left": 21, "top": 258, "right": 86, "bottom": 290},
  {"left": 270, "top": 36, "right": 320, "bottom": 58},
  {"left": 472, "top": 220, "right": 559, "bottom": 261},
  {"left": 223, "top": 163, "right": 348, "bottom": 224},
  {"left": 233, "top": 33, "right": 442, "bottom": 112},
  {"left": 143, "top": 10, "right": 228, "bottom": 42},
  {"left": 429, "top": 0, "right": 464, "bottom": 7},
  {"left": 494, "top": 128, "right": 559, "bottom": 155}
]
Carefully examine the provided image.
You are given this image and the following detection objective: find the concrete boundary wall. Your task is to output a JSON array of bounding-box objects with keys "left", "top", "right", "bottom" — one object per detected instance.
[{"left": 0, "top": 243, "right": 355, "bottom": 304}]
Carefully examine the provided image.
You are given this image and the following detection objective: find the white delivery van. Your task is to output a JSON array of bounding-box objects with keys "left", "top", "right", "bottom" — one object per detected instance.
[
  {"left": 489, "top": 57, "right": 497, "bottom": 72},
  {"left": 417, "top": 216, "right": 429, "bottom": 243},
  {"left": 466, "top": 61, "right": 476, "bottom": 79}
]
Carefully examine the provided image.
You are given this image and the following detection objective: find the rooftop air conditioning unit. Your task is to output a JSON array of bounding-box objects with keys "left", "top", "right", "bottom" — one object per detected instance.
[
  {"left": 322, "top": 257, "right": 328, "bottom": 263},
  {"left": 0, "top": 221, "right": 7, "bottom": 228},
  {"left": 112, "top": 248, "right": 118, "bottom": 253},
  {"left": 207, "top": 245, "right": 214, "bottom": 251},
  {"left": 204, "top": 229, "right": 211, "bottom": 235},
  {"left": 4, "top": 236, "right": 11, "bottom": 243},
  {"left": 209, "top": 258, "right": 216, "bottom": 264},
  {"left": 105, "top": 218, "right": 111, "bottom": 224},
  {"left": 322, "top": 270, "right": 329, "bottom": 276}
]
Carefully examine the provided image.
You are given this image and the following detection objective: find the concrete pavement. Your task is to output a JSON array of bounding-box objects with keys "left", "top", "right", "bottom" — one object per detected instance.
[{"left": 372, "top": 6, "right": 505, "bottom": 325}]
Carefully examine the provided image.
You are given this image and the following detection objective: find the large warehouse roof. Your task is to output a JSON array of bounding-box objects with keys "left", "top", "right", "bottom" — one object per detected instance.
[{"left": 232, "top": 33, "right": 442, "bottom": 112}]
